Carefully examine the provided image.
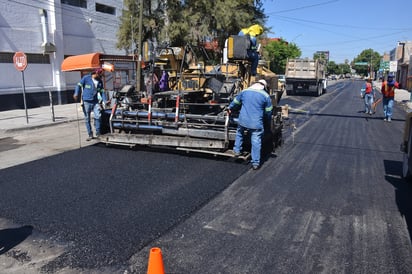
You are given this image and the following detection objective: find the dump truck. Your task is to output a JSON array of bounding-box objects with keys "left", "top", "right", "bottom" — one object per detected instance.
[
  {"left": 62, "top": 37, "right": 284, "bottom": 159},
  {"left": 285, "top": 58, "right": 327, "bottom": 96}
]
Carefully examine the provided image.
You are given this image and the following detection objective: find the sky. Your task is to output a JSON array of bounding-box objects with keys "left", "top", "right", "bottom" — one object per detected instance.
[{"left": 263, "top": 0, "right": 412, "bottom": 64}]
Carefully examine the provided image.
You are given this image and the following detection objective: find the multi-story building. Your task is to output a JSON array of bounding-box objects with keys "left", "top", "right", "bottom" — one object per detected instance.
[
  {"left": 397, "top": 41, "right": 412, "bottom": 91},
  {"left": 0, "top": 0, "right": 126, "bottom": 110},
  {"left": 389, "top": 41, "right": 412, "bottom": 90}
]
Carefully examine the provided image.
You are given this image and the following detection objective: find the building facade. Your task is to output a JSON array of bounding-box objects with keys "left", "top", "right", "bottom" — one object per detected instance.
[
  {"left": 389, "top": 41, "right": 412, "bottom": 90},
  {"left": 0, "top": 0, "right": 126, "bottom": 110},
  {"left": 397, "top": 41, "right": 412, "bottom": 91}
]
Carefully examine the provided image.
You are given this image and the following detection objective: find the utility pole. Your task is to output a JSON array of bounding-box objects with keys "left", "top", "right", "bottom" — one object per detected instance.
[
  {"left": 136, "top": 0, "right": 143, "bottom": 91},
  {"left": 131, "top": 15, "right": 134, "bottom": 61},
  {"left": 370, "top": 53, "right": 373, "bottom": 79}
]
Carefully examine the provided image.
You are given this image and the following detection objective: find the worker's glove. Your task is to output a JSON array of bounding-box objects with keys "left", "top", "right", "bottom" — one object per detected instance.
[
  {"left": 97, "top": 93, "right": 103, "bottom": 103},
  {"left": 360, "top": 88, "right": 365, "bottom": 99}
]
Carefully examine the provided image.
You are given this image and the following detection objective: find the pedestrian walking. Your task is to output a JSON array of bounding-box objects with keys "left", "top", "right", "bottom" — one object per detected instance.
[
  {"left": 381, "top": 74, "right": 399, "bottom": 122},
  {"left": 361, "top": 78, "right": 374, "bottom": 114},
  {"left": 227, "top": 79, "right": 273, "bottom": 170},
  {"left": 73, "top": 68, "right": 106, "bottom": 140}
]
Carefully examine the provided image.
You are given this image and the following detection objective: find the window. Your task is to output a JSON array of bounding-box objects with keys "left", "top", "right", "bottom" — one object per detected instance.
[
  {"left": 61, "top": 0, "right": 87, "bottom": 8},
  {"left": 95, "top": 3, "right": 115, "bottom": 15}
]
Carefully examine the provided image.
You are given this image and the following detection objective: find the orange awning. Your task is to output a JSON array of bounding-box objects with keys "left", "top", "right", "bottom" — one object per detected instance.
[{"left": 61, "top": 53, "right": 101, "bottom": 72}]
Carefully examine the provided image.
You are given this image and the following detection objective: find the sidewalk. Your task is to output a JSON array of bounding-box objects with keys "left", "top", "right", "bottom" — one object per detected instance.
[
  {"left": 394, "top": 88, "right": 412, "bottom": 109},
  {"left": 0, "top": 103, "right": 82, "bottom": 133}
]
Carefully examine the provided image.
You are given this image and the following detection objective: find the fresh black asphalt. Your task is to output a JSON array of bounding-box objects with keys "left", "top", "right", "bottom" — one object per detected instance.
[
  {"left": 129, "top": 80, "right": 412, "bottom": 273},
  {"left": 0, "top": 146, "right": 249, "bottom": 271},
  {"left": 2, "top": 80, "right": 412, "bottom": 273}
]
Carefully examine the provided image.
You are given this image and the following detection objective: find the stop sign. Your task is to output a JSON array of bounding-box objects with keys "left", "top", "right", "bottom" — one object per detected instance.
[{"left": 13, "top": 51, "right": 28, "bottom": 71}]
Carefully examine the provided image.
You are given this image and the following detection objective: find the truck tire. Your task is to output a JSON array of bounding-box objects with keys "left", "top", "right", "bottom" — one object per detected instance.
[
  {"left": 316, "top": 83, "right": 322, "bottom": 97},
  {"left": 402, "top": 126, "right": 412, "bottom": 181}
]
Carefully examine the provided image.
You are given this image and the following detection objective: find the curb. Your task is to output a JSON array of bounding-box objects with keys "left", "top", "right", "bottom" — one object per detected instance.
[{"left": 2, "top": 118, "right": 83, "bottom": 134}]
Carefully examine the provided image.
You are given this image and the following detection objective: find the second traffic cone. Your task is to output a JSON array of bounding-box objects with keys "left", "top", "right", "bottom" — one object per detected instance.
[{"left": 147, "top": 247, "right": 165, "bottom": 274}]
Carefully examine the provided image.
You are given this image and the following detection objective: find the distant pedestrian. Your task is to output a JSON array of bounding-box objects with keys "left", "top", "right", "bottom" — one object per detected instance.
[
  {"left": 361, "top": 78, "right": 374, "bottom": 114},
  {"left": 381, "top": 74, "right": 399, "bottom": 122},
  {"left": 73, "top": 68, "right": 106, "bottom": 140},
  {"left": 227, "top": 79, "right": 273, "bottom": 170}
]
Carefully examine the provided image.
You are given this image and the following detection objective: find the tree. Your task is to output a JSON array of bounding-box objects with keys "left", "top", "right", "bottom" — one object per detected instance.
[
  {"left": 116, "top": 0, "right": 139, "bottom": 54},
  {"left": 352, "top": 49, "right": 381, "bottom": 77},
  {"left": 338, "top": 63, "right": 351, "bottom": 75},
  {"left": 261, "top": 39, "right": 301, "bottom": 74},
  {"left": 326, "top": 61, "right": 339, "bottom": 75},
  {"left": 313, "top": 52, "right": 328, "bottom": 62},
  {"left": 116, "top": 0, "right": 267, "bottom": 53}
]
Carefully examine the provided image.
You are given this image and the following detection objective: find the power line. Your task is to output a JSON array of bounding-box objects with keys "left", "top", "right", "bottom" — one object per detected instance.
[
  {"left": 273, "top": 14, "right": 412, "bottom": 32},
  {"left": 267, "top": 0, "right": 340, "bottom": 14}
]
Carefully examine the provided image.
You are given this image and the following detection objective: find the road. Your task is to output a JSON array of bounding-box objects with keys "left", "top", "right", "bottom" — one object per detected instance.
[{"left": 1, "top": 79, "right": 412, "bottom": 273}]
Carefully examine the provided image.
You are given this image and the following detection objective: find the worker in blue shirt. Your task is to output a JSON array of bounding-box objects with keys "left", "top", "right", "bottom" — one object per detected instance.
[
  {"left": 73, "top": 68, "right": 106, "bottom": 141},
  {"left": 227, "top": 79, "right": 273, "bottom": 170}
]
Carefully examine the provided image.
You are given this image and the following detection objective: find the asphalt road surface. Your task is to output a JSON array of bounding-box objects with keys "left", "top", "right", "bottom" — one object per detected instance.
[{"left": 2, "top": 79, "right": 412, "bottom": 273}]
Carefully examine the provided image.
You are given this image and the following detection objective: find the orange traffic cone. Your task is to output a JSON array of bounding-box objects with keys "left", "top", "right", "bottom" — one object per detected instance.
[{"left": 147, "top": 247, "right": 165, "bottom": 274}]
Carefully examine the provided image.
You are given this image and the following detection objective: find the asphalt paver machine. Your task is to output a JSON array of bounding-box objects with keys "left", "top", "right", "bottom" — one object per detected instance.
[{"left": 98, "top": 39, "right": 284, "bottom": 158}]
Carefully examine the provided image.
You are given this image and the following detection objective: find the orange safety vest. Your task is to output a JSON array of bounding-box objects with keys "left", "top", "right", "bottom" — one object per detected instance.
[
  {"left": 365, "top": 82, "right": 372, "bottom": 94},
  {"left": 382, "top": 81, "right": 395, "bottom": 97}
]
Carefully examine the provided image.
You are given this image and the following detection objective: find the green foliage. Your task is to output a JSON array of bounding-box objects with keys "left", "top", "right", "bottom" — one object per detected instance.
[
  {"left": 326, "top": 61, "right": 339, "bottom": 75},
  {"left": 117, "top": 0, "right": 266, "bottom": 52},
  {"left": 262, "top": 39, "right": 301, "bottom": 74},
  {"left": 116, "top": 0, "right": 138, "bottom": 53},
  {"left": 352, "top": 49, "right": 382, "bottom": 76},
  {"left": 313, "top": 52, "right": 327, "bottom": 61},
  {"left": 339, "top": 63, "right": 351, "bottom": 75}
]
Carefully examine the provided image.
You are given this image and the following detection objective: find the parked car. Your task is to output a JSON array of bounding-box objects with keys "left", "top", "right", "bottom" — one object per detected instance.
[{"left": 278, "top": 74, "right": 285, "bottom": 91}]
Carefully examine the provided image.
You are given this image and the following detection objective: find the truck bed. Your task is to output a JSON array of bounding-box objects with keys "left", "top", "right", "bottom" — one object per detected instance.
[{"left": 285, "top": 59, "right": 323, "bottom": 79}]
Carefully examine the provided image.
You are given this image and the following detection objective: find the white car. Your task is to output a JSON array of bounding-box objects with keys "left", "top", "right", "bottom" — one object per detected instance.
[{"left": 278, "top": 74, "right": 285, "bottom": 90}]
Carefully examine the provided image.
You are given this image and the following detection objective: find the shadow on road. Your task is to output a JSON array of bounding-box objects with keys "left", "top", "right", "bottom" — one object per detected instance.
[
  {"left": 0, "top": 225, "right": 33, "bottom": 255},
  {"left": 384, "top": 159, "right": 412, "bottom": 244}
]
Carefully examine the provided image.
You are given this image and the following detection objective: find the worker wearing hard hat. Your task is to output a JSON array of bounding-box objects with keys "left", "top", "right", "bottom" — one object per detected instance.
[
  {"left": 381, "top": 74, "right": 399, "bottom": 122},
  {"left": 238, "top": 24, "right": 264, "bottom": 76},
  {"left": 227, "top": 79, "right": 273, "bottom": 170}
]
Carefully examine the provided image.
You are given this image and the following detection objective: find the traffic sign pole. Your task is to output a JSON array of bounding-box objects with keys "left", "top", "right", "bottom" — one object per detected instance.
[{"left": 21, "top": 71, "right": 29, "bottom": 124}]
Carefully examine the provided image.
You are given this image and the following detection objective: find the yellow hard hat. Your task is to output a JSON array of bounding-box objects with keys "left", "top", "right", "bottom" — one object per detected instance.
[
  {"left": 248, "top": 24, "right": 263, "bottom": 36},
  {"left": 240, "top": 24, "right": 263, "bottom": 36}
]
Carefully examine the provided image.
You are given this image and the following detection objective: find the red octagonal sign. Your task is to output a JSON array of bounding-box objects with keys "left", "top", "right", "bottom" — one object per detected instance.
[{"left": 13, "top": 51, "right": 28, "bottom": 71}]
